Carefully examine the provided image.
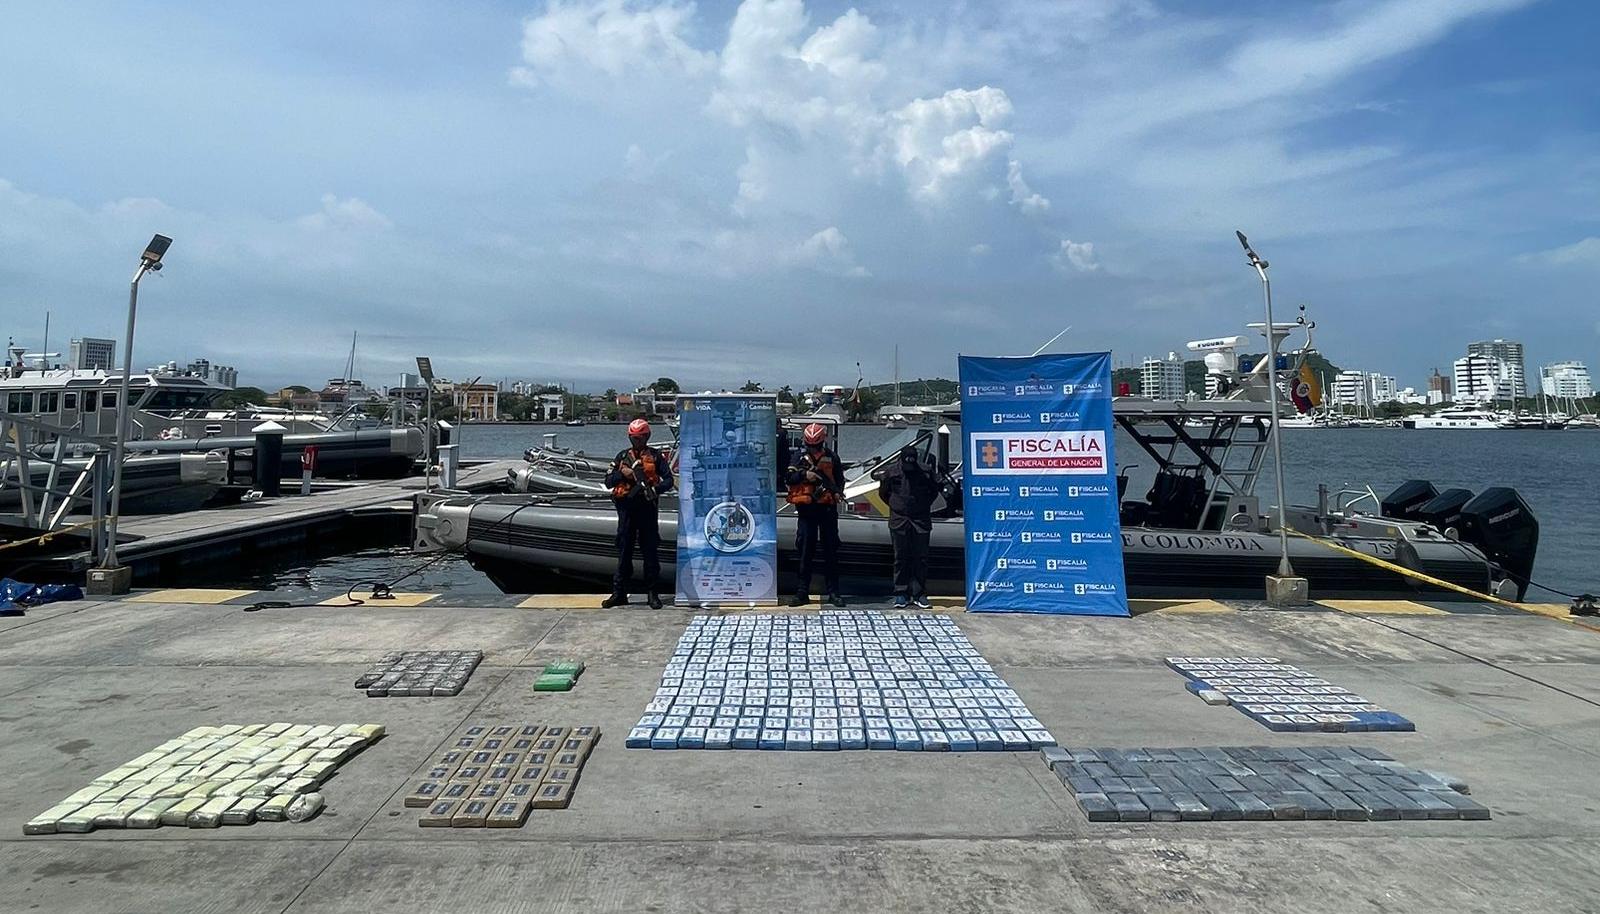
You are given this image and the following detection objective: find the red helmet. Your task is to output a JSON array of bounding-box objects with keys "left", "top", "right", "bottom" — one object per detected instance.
[
  {"left": 803, "top": 422, "right": 827, "bottom": 445},
  {"left": 628, "top": 418, "right": 651, "bottom": 438}
]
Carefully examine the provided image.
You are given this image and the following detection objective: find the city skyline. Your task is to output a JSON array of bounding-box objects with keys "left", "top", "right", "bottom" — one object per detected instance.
[{"left": 2, "top": 1, "right": 1597, "bottom": 392}]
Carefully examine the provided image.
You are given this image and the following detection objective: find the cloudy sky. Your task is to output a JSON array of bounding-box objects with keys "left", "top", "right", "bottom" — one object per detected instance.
[{"left": 2, "top": 0, "right": 1596, "bottom": 392}]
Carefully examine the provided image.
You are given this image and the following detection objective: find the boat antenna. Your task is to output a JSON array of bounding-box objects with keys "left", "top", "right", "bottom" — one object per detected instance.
[
  {"left": 1030, "top": 325, "right": 1073, "bottom": 357},
  {"left": 1237, "top": 229, "right": 1298, "bottom": 587}
]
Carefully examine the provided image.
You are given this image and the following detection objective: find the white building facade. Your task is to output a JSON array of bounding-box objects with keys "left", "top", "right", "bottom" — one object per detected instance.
[
  {"left": 1453, "top": 354, "right": 1513, "bottom": 404},
  {"left": 69, "top": 337, "right": 116, "bottom": 371},
  {"left": 1332, "top": 370, "right": 1369, "bottom": 408},
  {"left": 1540, "top": 361, "right": 1593, "bottom": 400},
  {"left": 1466, "top": 339, "right": 1526, "bottom": 397},
  {"left": 1366, "top": 373, "right": 1399, "bottom": 404},
  {"left": 1139, "top": 353, "right": 1186, "bottom": 400}
]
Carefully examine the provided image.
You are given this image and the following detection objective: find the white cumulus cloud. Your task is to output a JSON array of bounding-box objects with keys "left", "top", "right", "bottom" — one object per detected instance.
[
  {"left": 1054, "top": 238, "right": 1099, "bottom": 272},
  {"left": 508, "top": 0, "right": 715, "bottom": 88},
  {"left": 794, "top": 226, "right": 869, "bottom": 277},
  {"left": 297, "top": 194, "right": 393, "bottom": 232},
  {"left": 1006, "top": 159, "right": 1049, "bottom": 214}
]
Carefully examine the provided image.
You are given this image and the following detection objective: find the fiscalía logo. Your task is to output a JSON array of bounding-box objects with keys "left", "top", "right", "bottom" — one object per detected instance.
[
  {"left": 1022, "top": 531, "right": 1064, "bottom": 544},
  {"left": 1012, "top": 380, "right": 1062, "bottom": 397},
  {"left": 1070, "top": 531, "right": 1116, "bottom": 544},
  {"left": 1019, "top": 484, "right": 1060, "bottom": 498},
  {"left": 1061, "top": 381, "right": 1107, "bottom": 397},
  {"left": 1026, "top": 581, "right": 1066, "bottom": 593},
  {"left": 972, "top": 531, "right": 1015, "bottom": 543},
  {"left": 970, "top": 484, "right": 1009, "bottom": 498},
  {"left": 993, "top": 508, "right": 1036, "bottom": 521},
  {"left": 969, "top": 432, "right": 1109, "bottom": 476},
  {"left": 991, "top": 411, "right": 1034, "bottom": 425},
  {"left": 1045, "top": 557, "right": 1089, "bottom": 572},
  {"left": 1073, "top": 582, "right": 1120, "bottom": 595},
  {"left": 1066, "top": 484, "right": 1112, "bottom": 498},
  {"left": 975, "top": 580, "right": 1015, "bottom": 594},
  {"left": 997, "top": 557, "right": 1037, "bottom": 570},
  {"left": 966, "top": 383, "right": 1010, "bottom": 399},
  {"left": 1041, "top": 508, "right": 1087, "bottom": 523},
  {"left": 1038, "top": 410, "right": 1081, "bottom": 424}
]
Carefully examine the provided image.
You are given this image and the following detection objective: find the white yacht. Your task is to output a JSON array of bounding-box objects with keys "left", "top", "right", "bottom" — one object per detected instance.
[
  {"left": 0, "top": 362, "right": 424, "bottom": 483},
  {"left": 1406, "top": 408, "right": 1502, "bottom": 429}
]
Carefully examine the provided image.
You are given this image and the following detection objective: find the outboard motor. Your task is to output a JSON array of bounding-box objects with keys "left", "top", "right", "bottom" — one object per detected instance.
[
  {"left": 1417, "top": 488, "right": 1474, "bottom": 535},
  {"left": 1382, "top": 480, "right": 1438, "bottom": 521},
  {"left": 1456, "top": 487, "right": 1540, "bottom": 601}
]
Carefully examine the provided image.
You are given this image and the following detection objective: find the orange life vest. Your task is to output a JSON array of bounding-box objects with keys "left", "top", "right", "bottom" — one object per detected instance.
[
  {"left": 787, "top": 451, "right": 840, "bottom": 506},
  {"left": 612, "top": 448, "right": 661, "bottom": 499}
]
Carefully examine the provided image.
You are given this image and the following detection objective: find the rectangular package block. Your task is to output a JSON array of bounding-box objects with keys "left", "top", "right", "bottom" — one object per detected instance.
[
  {"left": 419, "top": 800, "right": 460, "bottom": 827},
  {"left": 257, "top": 794, "right": 293, "bottom": 822},
  {"left": 532, "top": 782, "right": 574, "bottom": 809},
  {"left": 487, "top": 799, "right": 532, "bottom": 828},
  {"left": 452, "top": 800, "right": 491, "bottom": 827}
]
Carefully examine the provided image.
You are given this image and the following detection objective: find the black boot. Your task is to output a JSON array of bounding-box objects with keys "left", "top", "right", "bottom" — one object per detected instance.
[
  {"left": 787, "top": 593, "right": 809, "bottom": 607},
  {"left": 601, "top": 593, "right": 629, "bottom": 608},
  {"left": 828, "top": 593, "right": 847, "bottom": 608},
  {"left": 647, "top": 590, "right": 663, "bottom": 609}
]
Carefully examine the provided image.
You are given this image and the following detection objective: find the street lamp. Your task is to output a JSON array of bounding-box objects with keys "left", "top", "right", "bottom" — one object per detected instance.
[
  {"left": 100, "top": 234, "right": 172, "bottom": 580},
  {"left": 1236, "top": 230, "right": 1297, "bottom": 583}
]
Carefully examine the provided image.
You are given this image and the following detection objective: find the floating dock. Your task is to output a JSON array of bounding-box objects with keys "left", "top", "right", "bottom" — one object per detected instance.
[
  {"left": 18, "top": 459, "right": 522, "bottom": 582},
  {"left": 3, "top": 593, "right": 1599, "bottom": 911}
]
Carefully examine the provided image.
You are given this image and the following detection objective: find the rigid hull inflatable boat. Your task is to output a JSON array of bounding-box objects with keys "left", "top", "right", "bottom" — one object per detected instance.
[{"left": 416, "top": 397, "right": 1538, "bottom": 601}]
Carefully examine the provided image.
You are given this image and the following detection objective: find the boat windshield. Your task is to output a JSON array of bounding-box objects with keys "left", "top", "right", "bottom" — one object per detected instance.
[{"left": 849, "top": 423, "right": 957, "bottom": 477}]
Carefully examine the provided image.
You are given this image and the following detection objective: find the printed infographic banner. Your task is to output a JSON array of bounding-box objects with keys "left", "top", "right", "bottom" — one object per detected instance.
[
  {"left": 959, "top": 353, "right": 1129, "bottom": 616},
  {"left": 674, "top": 394, "right": 779, "bottom": 607}
]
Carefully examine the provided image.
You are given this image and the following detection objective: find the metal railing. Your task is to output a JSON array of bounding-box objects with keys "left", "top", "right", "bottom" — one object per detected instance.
[{"left": 1, "top": 413, "right": 113, "bottom": 563}]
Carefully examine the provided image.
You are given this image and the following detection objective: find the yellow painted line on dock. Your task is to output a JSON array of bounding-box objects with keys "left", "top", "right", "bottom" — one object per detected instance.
[
  {"left": 126, "top": 589, "right": 260, "bottom": 605},
  {"left": 1319, "top": 599, "right": 1446, "bottom": 616},
  {"left": 516, "top": 594, "right": 606, "bottom": 610},
  {"left": 319, "top": 591, "right": 439, "bottom": 607},
  {"left": 1129, "top": 599, "right": 1234, "bottom": 616},
  {"left": 1510, "top": 601, "right": 1600, "bottom": 632}
]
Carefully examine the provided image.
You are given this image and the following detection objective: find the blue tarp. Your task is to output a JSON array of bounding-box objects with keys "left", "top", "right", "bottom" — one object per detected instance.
[{"left": 0, "top": 577, "right": 84, "bottom": 615}]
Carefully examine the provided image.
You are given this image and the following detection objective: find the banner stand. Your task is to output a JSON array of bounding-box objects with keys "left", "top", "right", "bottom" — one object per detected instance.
[
  {"left": 673, "top": 394, "right": 780, "bottom": 608},
  {"left": 959, "top": 353, "right": 1129, "bottom": 616}
]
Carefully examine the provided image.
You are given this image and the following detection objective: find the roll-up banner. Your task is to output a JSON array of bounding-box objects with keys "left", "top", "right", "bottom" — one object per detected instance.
[
  {"left": 959, "top": 353, "right": 1129, "bottom": 616},
  {"left": 674, "top": 394, "right": 780, "bottom": 607}
]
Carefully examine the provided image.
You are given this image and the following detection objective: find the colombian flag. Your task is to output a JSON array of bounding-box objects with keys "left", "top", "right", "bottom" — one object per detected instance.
[{"left": 1289, "top": 363, "right": 1322, "bottom": 414}]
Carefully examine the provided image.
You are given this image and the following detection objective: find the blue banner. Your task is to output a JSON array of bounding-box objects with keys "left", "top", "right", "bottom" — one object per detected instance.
[
  {"left": 674, "top": 394, "right": 779, "bottom": 607},
  {"left": 959, "top": 353, "right": 1129, "bottom": 616}
]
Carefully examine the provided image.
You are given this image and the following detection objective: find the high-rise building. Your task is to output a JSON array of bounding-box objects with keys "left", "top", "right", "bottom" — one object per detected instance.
[
  {"left": 1540, "top": 361, "right": 1593, "bottom": 400},
  {"left": 1453, "top": 354, "right": 1512, "bottom": 404},
  {"left": 1332, "top": 370, "right": 1369, "bottom": 408},
  {"left": 1466, "top": 339, "right": 1526, "bottom": 398},
  {"left": 1366, "top": 373, "right": 1399, "bottom": 404},
  {"left": 184, "top": 358, "right": 238, "bottom": 388},
  {"left": 1139, "top": 353, "right": 1185, "bottom": 400},
  {"left": 1427, "top": 369, "right": 1452, "bottom": 405},
  {"left": 69, "top": 337, "right": 116, "bottom": 371}
]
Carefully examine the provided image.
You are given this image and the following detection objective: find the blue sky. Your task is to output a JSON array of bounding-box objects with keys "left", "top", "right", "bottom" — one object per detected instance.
[{"left": 2, "top": 0, "right": 1596, "bottom": 392}]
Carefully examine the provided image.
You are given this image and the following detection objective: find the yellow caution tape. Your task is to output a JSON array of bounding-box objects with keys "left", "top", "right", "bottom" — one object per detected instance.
[
  {"left": 1284, "top": 528, "right": 1524, "bottom": 610},
  {"left": 0, "top": 519, "right": 103, "bottom": 553}
]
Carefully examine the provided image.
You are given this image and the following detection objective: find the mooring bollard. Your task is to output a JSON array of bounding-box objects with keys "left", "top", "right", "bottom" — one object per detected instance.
[
  {"left": 252, "top": 420, "right": 286, "bottom": 498},
  {"left": 438, "top": 444, "right": 459, "bottom": 489},
  {"left": 300, "top": 444, "right": 318, "bottom": 496}
]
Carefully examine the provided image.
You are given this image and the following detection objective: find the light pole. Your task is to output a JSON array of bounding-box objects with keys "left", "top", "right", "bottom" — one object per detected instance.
[
  {"left": 101, "top": 234, "right": 172, "bottom": 578},
  {"left": 1236, "top": 230, "right": 1296, "bottom": 580}
]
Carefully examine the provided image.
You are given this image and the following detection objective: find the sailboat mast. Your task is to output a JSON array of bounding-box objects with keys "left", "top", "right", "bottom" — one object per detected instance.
[
  {"left": 343, "top": 331, "right": 358, "bottom": 386},
  {"left": 893, "top": 345, "right": 901, "bottom": 407}
]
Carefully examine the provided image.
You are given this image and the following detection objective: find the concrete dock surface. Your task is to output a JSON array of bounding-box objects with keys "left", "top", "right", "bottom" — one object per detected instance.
[{"left": 4, "top": 595, "right": 1600, "bottom": 913}]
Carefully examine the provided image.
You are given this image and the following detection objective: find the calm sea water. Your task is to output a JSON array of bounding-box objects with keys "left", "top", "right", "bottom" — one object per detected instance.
[{"left": 251, "top": 422, "right": 1598, "bottom": 599}]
